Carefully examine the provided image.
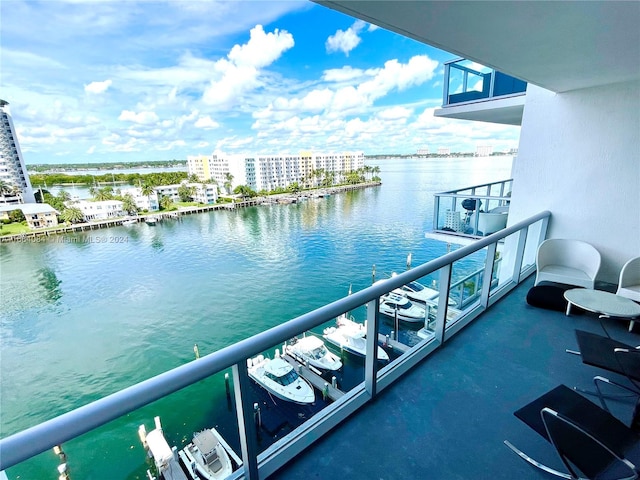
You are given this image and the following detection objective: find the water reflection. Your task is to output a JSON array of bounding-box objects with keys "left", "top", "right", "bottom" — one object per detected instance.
[{"left": 38, "top": 267, "right": 62, "bottom": 303}]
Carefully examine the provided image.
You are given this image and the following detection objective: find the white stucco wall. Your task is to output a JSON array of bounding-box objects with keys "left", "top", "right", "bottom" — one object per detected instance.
[{"left": 508, "top": 81, "right": 640, "bottom": 283}]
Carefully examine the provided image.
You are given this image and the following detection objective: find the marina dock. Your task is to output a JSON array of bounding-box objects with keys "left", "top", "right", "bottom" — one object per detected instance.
[{"left": 281, "top": 354, "right": 345, "bottom": 402}]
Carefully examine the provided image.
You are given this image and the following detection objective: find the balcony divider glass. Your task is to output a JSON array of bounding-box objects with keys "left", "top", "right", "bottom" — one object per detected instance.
[
  {"left": 433, "top": 178, "right": 513, "bottom": 238},
  {"left": 442, "top": 58, "right": 527, "bottom": 107},
  {"left": 0, "top": 210, "right": 549, "bottom": 479}
]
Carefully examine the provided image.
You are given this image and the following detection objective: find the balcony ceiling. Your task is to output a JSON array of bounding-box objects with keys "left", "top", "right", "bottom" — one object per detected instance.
[{"left": 315, "top": 1, "right": 640, "bottom": 93}]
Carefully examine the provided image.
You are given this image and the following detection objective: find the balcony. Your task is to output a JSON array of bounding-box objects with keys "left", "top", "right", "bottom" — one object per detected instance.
[
  {"left": 9, "top": 211, "right": 624, "bottom": 480},
  {"left": 429, "top": 179, "right": 512, "bottom": 241},
  {"left": 434, "top": 59, "right": 527, "bottom": 126}
]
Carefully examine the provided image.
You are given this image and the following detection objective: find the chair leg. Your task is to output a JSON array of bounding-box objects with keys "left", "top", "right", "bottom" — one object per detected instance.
[{"left": 503, "top": 440, "right": 572, "bottom": 479}]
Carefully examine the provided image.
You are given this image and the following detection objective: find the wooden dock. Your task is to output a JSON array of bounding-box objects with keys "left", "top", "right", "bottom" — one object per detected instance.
[{"left": 280, "top": 354, "right": 345, "bottom": 402}]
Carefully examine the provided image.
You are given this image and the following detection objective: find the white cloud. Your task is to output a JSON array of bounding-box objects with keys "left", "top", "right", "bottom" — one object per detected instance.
[
  {"left": 87, "top": 146, "right": 95, "bottom": 154},
  {"left": 85, "top": 79, "right": 112, "bottom": 94},
  {"left": 202, "top": 25, "right": 294, "bottom": 107},
  {"left": 377, "top": 106, "right": 412, "bottom": 121},
  {"left": 118, "top": 110, "right": 159, "bottom": 125},
  {"left": 194, "top": 116, "right": 220, "bottom": 129},
  {"left": 326, "top": 20, "right": 367, "bottom": 56}
]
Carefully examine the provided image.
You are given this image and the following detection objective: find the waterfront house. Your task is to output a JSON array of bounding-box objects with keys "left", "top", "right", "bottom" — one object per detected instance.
[
  {"left": 0, "top": 203, "right": 58, "bottom": 229},
  {"left": 154, "top": 182, "right": 219, "bottom": 205},
  {"left": 119, "top": 187, "right": 160, "bottom": 212},
  {"left": 72, "top": 199, "right": 124, "bottom": 221},
  {"left": 1, "top": 3, "right": 638, "bottom": 480}
]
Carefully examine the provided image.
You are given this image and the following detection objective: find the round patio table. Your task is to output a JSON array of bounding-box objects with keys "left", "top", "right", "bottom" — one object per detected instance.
[{"left": 564, "top": 288, "right": 640, "bottom": 332}]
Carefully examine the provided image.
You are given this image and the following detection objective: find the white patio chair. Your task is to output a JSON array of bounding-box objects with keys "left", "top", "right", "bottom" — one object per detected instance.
[
  {"left": 617, "top": 256, "right": 640, "bottom": 331},
  {"left": 534, "top": 239, "right": 601, "bottom": 289}
]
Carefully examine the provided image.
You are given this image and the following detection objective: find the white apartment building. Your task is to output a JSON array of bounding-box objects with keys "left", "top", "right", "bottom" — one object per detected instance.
[
  {"left": 437, "top": 147, "right": 451, "bottom": 155},
  {"left": 119, "top": 187, "right": 159, "bottom": 212},
  {"left": 0, "top": 100, "right": 35, "bottom": 204},
  {"left": 154, "top": 182, "right": 218, "bottom": 205},
  {"left": 73, "top": 200, "right": 124, "bottom": 221},
  {"left": 475, "top": 145, "right": 494, "bottom": 157},
  {"left": 190, "top": 151, "right": 365, "bottom": 193},
  {"left": 417, "top": 148, "right": 430, "bottom": 155}
]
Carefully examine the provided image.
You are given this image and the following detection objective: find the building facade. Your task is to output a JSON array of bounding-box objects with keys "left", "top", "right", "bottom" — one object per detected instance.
[
  {"left": 119, "top": 187, "right": 160, "bottom": 212},
  {"left": 0, "top": 203, "right": 59, "bottom": 229},
  {"left": 189, "top": 151, "right": 365, "bottom": 193},
  {"left": 154, "top": 182, "right": 218, "bottom": 205},
  {"left": 73, "top": 200, "right": 124, "bottom": 221},
  {"left": 0, "top": 100, "right": 35, "bottom": 204}
]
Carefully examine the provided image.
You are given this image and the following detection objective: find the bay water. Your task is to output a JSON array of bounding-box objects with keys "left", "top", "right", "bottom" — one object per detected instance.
[{"left": 0, "top": 156, "right": 512, "bottom": 479}]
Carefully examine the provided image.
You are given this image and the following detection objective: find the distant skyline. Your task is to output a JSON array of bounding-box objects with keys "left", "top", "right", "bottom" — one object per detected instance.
[{"left": 2, "top": 1, "right": 520, "bottom": 165}]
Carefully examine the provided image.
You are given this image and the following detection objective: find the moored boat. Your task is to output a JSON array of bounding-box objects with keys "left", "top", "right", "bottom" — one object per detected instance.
[
  {"left": 388, "top": 272, "right": 457, "bottom": 307},
  {"left": 138, "top": 416, "right": 189, "bottom": 480},
  {"left": 122, "top": 218, "right": 138, "bottom": 226},
  {"left": 378, "top": 291, "right": 427, "bottom": 324},
  {"left": 284, "top": 335, "right": 342, "bottom": 371},
  {"left": 178, "top": 427, "right": 237, "bottom": 480},
  {"left": 247, "top": 355, "right": 315, "bottom": 404},
  {"left": 323, "top": 315, "right": 389, "bottom": 361},
  {"left": 146, "top": 216, "right": 158, "bottom": 225}
]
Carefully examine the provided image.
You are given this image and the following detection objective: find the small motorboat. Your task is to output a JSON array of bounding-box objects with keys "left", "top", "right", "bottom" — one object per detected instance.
[
  {"left": 178, "top": 427, "right": 237, "bottom": 480},
  {"left": 285, "top": 335, "right": 342, "bottom": 371},
  {"left": 379, "top": 292, "right": 427, "bottom": 324},
  {"left": 146, "top": 216, "right": 158, "bottom": 225},
  {"left": 247, "top": 355, "right": 315, "bottom": 405},
  {"left": 122, "top": 218, "right": 138, "bottom": 226},
  {"left": 323, "top": 315, "right": 389, "bottom": 361}
]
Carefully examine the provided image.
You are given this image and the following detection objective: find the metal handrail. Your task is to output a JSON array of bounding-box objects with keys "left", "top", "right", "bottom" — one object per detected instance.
[{"left": 0, "top": 210, "right": 551, "bottom": 474}]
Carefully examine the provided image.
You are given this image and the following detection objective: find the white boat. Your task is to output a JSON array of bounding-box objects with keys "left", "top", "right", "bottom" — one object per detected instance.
[
  {"left": 146, "top": 216, "right": 158, "bottom": 225},
  {"left": 379, "top": 291, "right": 427, "bottom": 324},
  {"left": 122, "top": 218, "right": 138, "bottom": 226},
  {"left": 323, "top": 315, "right": 390, "bottom": 361},
  {"left": 284, "top": 335, "right": 342, "bottom": 371},
  {"left": 178, "top": 428, "right": 236, "bottom": 480},
  {"left": 138, "top": 417, "right": 189, "bottom": 480},
  {"left": 247, "top": 355, "right": 315, "bottom": 404},
  {"left": 381, "top": 273, "right": 458, "bottom": 307}
]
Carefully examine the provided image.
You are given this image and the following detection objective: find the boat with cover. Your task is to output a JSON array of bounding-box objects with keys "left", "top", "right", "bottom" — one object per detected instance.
[
  {"left": 379, "top": 291, "right": 427, "bottom": 324},
  {"left": 247, "top": 355, "right": 315, "bottom": 404},
  {"left": 323, "top": 315, "right": 389, "bottom": 361},
  {"left": 178, "top": 427, "right": 237, "bottom": 480},
  {"left": 384, "top": 273, "right": 458, "bottom": 307},
  {"left": 284, "top": 335, "right": 342, "bottom": 371}
]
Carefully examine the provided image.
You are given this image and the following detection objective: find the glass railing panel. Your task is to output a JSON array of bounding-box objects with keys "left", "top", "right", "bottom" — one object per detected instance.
[
  {"left": 448, "top": 249, "right": 489, "bottom": 326},
  {"left": 4, "top": 370, "right": 243, "bottom": 480}
]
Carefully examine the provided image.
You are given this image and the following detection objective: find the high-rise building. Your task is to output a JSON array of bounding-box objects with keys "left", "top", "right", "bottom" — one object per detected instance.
[
  {"left": 0, "top": 100, "right": 35, "bottom": 204},
  {"left": 188, "top": 151, "right": 365, "bottom": 193}
]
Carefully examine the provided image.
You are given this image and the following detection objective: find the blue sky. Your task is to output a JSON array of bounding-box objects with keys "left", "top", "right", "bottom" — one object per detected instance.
[{"left": 1, "top": 1, "right": 520, "bottom": 164}]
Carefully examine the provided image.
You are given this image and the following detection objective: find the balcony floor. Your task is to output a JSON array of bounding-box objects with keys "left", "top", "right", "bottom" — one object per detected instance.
[{"left": 275, "top": 276, "right": 639, "bottom": 479}]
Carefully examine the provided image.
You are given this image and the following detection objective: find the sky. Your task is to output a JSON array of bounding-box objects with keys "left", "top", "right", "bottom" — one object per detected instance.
[{"left": 1, "top": 0, "right": 521, "bottom": 165}]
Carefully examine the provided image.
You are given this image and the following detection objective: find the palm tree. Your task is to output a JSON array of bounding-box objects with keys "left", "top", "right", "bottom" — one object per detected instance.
[
  {"left": 60, "top": 207, "right": 85, "bottom": 224},
  {"left": 159, "top": 195, "right": 173, "bottom": 211},
  {"left": 121, "top": 194, "right": 138, "bottom": 215},
  {"left": 177, "top": 184, "right": 196, "bottom": 202},
  {"left": 223, "top": 173, "right": 234, "bottom": 194}
]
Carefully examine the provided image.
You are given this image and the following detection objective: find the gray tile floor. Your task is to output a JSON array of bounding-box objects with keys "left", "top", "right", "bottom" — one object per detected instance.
[{"left": 273, "top": 277, "right": 639, "bottom": 479}]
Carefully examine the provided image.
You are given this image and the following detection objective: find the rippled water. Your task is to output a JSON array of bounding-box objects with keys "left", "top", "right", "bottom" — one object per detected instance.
[{"left": 0, "top": 156, "right": 512, "bottom": 479}]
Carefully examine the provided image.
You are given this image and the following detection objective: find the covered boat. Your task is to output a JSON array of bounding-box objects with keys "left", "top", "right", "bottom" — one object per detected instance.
[
  {"left": 178, "top": 427, "right": 236, "bottom": 480},
  {"left": 285, "top": 335, "right": 342, "bottom": 371},
  {"left": 323, "top": 315, "right": 389, "bottom": 361}
]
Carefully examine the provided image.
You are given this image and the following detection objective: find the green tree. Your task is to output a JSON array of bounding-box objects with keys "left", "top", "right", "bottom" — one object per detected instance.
[
  {"left": 0, "top": 180, "right": 13, "bottom": 196},
  {"left": 121, "top": 194, "right": 138, "bottom": 215},
  {"left": 223, "top": 172, "right": 234, "bottom": 194},
  {"left": 8, "top": 209, "right": 25, "bottom": 223},
  {"left": 159, "top": 195, "right": 173, "bottom": 210},
  {"left": 287, "top": 182, "right": 301, "bottom": 194},
  {"left": 177, "top": 184, "right": 196, "bottom": 202},
  {"left": 188, "top": 174, "right": 200, "bottom": 183},
  {"left": 233, "top": 185, "right": 257, "bottom": 201},
  {"left": 94, "top": 186, "right": 114, "bottom": 201},
  {"left": 60, "top": 207, "right": 85, "bottom": 224}
]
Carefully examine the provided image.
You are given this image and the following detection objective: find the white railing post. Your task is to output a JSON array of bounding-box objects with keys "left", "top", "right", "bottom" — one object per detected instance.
[
  {"left": 480, "top": 242, "right": 498, "bottom": 308},
  {"left": 232, "top": 362, "right": 260, "bottom": 480},
  {"left": 510, "top": 227, "right": 528, "bottom": 284},
  {"left": 365, "top": 298, "right": 380, "bottom": 399},
  {"left": 433, "top": 195, "right": 440, "bottom": 230},
  {"left": 436, "top": 265, "right": 452, "bottom": 343},
  {"left": 443, "top": 63, "right": 450, "bottom": 105}
]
